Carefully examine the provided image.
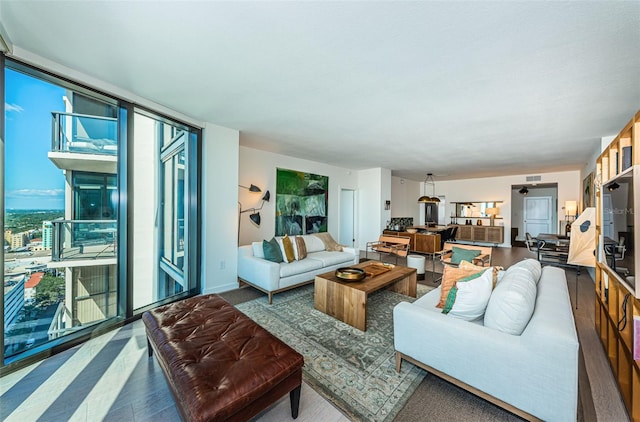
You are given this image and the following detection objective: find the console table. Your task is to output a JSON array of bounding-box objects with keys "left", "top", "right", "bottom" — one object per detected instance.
[{"left": 453, "top": 224, "right": 504, "bottom": 245}]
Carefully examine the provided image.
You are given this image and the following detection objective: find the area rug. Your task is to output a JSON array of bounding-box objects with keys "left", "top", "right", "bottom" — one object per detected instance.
[{"left": 236, "top": 283, "right": 434, "bottom": 422}]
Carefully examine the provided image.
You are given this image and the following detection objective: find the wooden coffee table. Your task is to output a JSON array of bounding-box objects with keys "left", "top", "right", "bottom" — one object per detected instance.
[{"left": 314, "top": 261, "right": 417, "bottom": 331}]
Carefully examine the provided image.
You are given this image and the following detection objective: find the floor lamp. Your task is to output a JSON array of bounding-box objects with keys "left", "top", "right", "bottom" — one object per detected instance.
[{"left": 238, "top": 184, "right": 270, "bottom": 244}]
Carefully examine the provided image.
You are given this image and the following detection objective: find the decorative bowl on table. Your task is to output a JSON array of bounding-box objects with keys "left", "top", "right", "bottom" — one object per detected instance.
[
  {"left": 406, "top": 228, "right": 418, "bottom": 233},
  {"left": 335, "top": 267, "right": 366, "bottom": 281}
]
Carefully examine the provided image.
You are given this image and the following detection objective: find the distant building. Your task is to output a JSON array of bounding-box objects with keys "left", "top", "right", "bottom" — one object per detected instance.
[
  {"left": 4, "top": 276, "right": 26, "bottom": 330},
  {"left": 4, "top": 229, "right": 12, "bottom": 243},
  {"left": 10, "top": 232, "right": 29, "bottom": 250},
  {"left": 42, "top": 221, "right": 52, "bottom": 250}
]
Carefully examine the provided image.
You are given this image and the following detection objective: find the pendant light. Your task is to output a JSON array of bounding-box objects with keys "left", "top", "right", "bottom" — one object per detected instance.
[{"left": 418, "top": 173, "right": 440, "bottom": 203}]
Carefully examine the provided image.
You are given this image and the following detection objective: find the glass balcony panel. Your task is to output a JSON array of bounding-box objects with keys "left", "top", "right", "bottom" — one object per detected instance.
[
  {"left": 52, "top": 112, "right": 117, "bottom": 155},
  {"left": 51, "top": 219, "right": 117, "bottom": 261}
]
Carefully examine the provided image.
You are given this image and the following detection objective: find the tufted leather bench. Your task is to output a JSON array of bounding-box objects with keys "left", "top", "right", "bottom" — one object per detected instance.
[{"left": 142, "top": 294, "right": 304, "bottom": 421}]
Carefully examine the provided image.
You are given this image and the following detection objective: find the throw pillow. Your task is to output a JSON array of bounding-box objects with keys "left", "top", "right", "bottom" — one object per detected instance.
[
  {"left": 436, "top": 265, "right": 482, "bottom": 308},
  {"left": 312, "top": 232, "right": 344, "bottom": 252},
  {"left": 450, "top": 247, "right": 482, "bottom": 265},
  {"left": 484, "top": 265, "right": 538, "bottom": 335},
  {"left": 293, "top": 236, "right": 307, "bottom": 260},
  {"left": 442, "top": 268, "right": 493, "bottom": 321},
  {"left": 506, "top": 258, "right": 542, "bottom": 284},
  {"left": 263, "top": 238, "right": 283, "bottom": 263},
  {"left": 279, "top": 235, "right": 295, "bottom": 263},
  {"left": 460, "top": 260, "right": 502, "bottom": 288}
]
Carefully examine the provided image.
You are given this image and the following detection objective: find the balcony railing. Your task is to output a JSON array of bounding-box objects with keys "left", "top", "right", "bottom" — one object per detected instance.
[
  {"left": 51, "top": 219, "right": 117, "bottom": 262},
  {"left": 51, "top": 112, "right": 118, "bottom": 155}
]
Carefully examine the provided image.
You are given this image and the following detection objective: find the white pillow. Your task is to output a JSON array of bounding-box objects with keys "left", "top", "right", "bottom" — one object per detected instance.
[
  {"left": 276, "top": 236, "right": 295, "bottom": 263},
  {"left": 301, "top": 234, "right": 325, "bottom": 253},
  {"left": 446, "top": 269, "right": 493, "bottom": 321},
  {"left": 506, "top": 259, "right": 542, "bottom": 283},
  {"left": 252, "top": 242, "right": 265, "bottom": 259},
  {"left": 484, "top": 266, "right": 537, "bottom": 335}
]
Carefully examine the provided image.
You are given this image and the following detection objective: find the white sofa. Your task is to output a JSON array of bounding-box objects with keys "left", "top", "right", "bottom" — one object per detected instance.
[
  {"left": 237, "top": 234, "right": 359, "bottom": 303},
  {"left": 394, "top": 260, "right": 579, "bottom": 421}
]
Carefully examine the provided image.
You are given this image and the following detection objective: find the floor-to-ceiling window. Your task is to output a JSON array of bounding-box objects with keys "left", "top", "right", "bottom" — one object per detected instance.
[
  {"left": 1, "top": 58, "right": 201, "bottom": 372},
  {"left": 131, "top": 110, "right": 199, "bottom": 312}
]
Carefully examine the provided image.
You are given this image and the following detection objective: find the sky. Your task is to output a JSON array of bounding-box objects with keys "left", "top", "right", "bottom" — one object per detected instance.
[{"left": 5, "top": 68, "right": 66, "bottom": 209}]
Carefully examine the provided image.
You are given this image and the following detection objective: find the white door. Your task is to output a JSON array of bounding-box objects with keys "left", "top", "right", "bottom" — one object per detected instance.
[
  {"left": 524, "top": 196, "right": 553, "bottom": 237},
  {"left": 339, "top": 189, "right": 355, "bottom": 247},
  {"left": 602, "top": 194, "right": 614, "bottom": 239}
]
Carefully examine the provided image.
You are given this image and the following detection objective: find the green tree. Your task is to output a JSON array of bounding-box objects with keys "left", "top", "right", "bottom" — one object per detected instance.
[{"left": 35, "top": 274, "right": 65, "bottom": 303}]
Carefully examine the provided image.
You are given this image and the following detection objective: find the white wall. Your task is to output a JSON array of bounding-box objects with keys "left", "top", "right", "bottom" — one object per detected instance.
[
  {"left": 357, "top": 168, "right": 391, "bottom": 250},
  {"left": 432, "top": 170, "right": 581, "bottom": 247},
  {"left": 238, "top": 146, "right": 359, "bottom": 247},
  {"left": 201, "top": 123, "right": 240, "bottom": 294},
  {"left": 391, "top": 176, "right": 420, "bottom": 224}
]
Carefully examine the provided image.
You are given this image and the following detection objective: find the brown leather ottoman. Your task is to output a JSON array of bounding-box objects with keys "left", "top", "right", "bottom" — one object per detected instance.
[{"left": 142, "top": 294, "right": 304, "bottom": 422}]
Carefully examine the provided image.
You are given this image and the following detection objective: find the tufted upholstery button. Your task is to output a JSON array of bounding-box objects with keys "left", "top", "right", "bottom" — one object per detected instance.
[{"left": 142, "top": 294, "right": 303, "bottom": 422}]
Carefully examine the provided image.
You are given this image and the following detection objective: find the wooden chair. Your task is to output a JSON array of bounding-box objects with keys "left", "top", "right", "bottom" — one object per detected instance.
[
  {"left": 440, "top": 242, "right": 492, "bottom": 267},
  {"left": 366, "top": 235, "right": 411, "bottom": 264}
]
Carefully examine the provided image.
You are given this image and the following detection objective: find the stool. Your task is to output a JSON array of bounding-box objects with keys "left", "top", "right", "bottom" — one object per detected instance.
[{"left": 407, "top": 255, "right": 426, "bottom": 281}]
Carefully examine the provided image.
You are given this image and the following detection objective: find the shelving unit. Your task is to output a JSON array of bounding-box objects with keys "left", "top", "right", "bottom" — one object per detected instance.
[{"left": 594, "top": 110, "right": 640, "bottom": 420}]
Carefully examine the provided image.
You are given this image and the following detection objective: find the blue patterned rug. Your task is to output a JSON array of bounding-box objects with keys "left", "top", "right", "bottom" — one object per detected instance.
[{"left": 236, "top": 283, "right": 434, "bottom": 421}]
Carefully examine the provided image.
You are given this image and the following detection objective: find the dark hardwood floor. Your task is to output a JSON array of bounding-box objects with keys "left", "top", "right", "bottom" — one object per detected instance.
[{"left": 0, "top": 246, "right": 629, "bottom": 421}]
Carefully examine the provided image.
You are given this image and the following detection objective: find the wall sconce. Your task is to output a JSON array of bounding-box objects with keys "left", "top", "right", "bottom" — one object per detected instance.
[
  {"left": 485, "top": 207, "right": 499, "bottom": 226},
  {"left": 518, "top": 186, "right": 529, "bottom": 195},
  {"left": 238, "top": 184, "right": 270, "bottom": 244}
]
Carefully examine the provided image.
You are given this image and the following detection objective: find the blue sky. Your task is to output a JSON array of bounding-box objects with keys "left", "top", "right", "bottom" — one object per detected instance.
[{"left": 5, "top": 68, "right": 66, "bottom": 209}]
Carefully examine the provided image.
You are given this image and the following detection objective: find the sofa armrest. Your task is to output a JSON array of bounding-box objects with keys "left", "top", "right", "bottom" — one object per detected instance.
[
  {"left": 237, "top": 246, "right": 281, "bottom": 291},
  {"left": 342, "top": 247, "right": 359, "bottom": 264}
]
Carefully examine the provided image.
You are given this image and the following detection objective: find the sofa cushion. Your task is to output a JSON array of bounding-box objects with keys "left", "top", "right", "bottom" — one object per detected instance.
[
  {"left": 293, "top": 236, "right": 307, "bottom": 260},
  {"left": 451, "top": 246, "right": 482, "bottom": 265},
  {"left": 279, "top": 258, "right": 324, "bottom": 278},
  {"left": 312, "top": 232, "right": 343, "bottom": 252},
  {"left": 252, "top": 241, "right": 265, "bottom": 259},
  {"left": 263, "top": 238, "right": 283, "bottom": 263},
  {"left": 301, "top": 235, "right": 325, "bottom": 253},
  {"left": 306, "top": 251, "right": 354, "bottom": 267},
  {"left": 484, "top": 262, "right": 538, "bottom": 335},
  {"left": 437, "top": 265, "right": 483, "bottom": 308},
  {"left": 506, "top": 258, "right": 542, "bottom": 283},
  {"left": 442, "top": 269, "right": 493, "bottom": 321}
]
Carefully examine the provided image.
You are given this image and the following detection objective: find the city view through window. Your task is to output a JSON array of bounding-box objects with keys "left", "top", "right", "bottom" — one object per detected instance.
[{"left": 4, "top": 67, "right": 119, "bottom": 358}]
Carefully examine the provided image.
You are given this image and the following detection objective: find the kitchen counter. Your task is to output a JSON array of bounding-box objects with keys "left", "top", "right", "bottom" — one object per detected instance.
[{"left": 382, "top": 230, "right": 442, "bottom": 254}]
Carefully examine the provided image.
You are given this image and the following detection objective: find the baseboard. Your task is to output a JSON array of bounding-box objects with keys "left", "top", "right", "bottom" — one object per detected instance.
[{"left": 202, "top": 281, "right": 239, "bottom": 295}]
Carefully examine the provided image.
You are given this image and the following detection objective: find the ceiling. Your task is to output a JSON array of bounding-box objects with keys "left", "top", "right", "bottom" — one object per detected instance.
[{"left": 1, "top": 1, "right": 639, "bottom": 181}]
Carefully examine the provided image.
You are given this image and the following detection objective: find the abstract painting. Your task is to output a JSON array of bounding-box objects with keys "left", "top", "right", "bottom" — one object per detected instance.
[{"left": 275, "top": 168, "right": 328, "bottom": 236}]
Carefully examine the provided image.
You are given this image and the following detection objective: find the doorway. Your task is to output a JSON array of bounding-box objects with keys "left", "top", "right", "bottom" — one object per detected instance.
[
  {"left": 339, "top": 189, "right": 355, "bottom": 247},
  {"left": 524, "top": 196, "right": 553, "bottom": 237},
  {"left": 511, "top": 183, "right": 558, "bottom": 243}
]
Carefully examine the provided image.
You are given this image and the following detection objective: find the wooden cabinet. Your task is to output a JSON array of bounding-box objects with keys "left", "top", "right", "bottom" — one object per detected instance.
[
  {"left": 414, "top": 233, "right": 440, "bottom": 254},
  {"left": 453, "top": 225, "right": 503, "bottom": 244},
  {"left": 595, "top": 109, "right": 640, "bottom": 420},
  {"left": 382, "top": 231, "right": 441, "bottom": 254}
]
